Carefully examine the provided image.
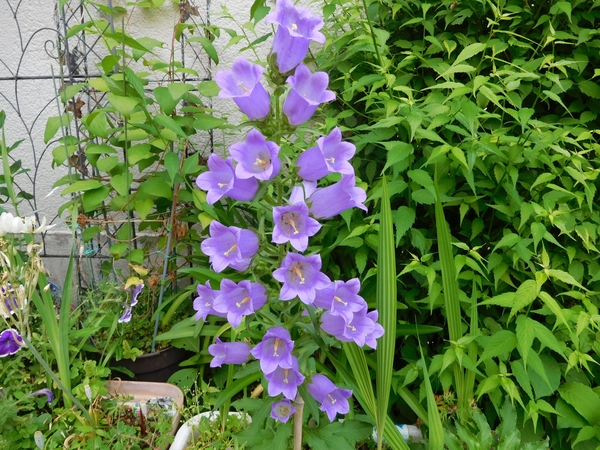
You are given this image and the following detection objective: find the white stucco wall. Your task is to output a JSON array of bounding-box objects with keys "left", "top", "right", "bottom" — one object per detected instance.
[{"left": 0, "top": 0, "right": 322, "bottom": 282}]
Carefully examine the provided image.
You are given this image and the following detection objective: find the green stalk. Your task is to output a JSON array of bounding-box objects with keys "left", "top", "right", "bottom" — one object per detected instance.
[
  {"left": 0, "top": 112, "right": 19, "bottom": 215},
  {"left": 419, "top": 340, "right": 444, "bottom": 448},
  {"left": 376, "top": 175, "right": 397, "bottom": 449},
  {"left": 434, "top": 166, "right": 466, "bottom": 415}
]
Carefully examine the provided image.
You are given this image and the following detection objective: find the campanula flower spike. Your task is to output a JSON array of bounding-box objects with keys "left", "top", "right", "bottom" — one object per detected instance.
[
  {"left": 265, "top": 0, "right": 325, "bottom": 74},
  {"left": 215, "top": 57, "right": 271, "bottom": 120},
  {"left": 283, "top": 65, "right": 335, "bottom": 126},
  {"left": 196, "top": 154, "right": 259, "bottom": 205},
  {"left": 313, "top": 278, "right": 367, "bottom": 323},
  {"left": 201, "top": 221, "right": 259, "bottom": 272},
  {"left": 229, "top": 129, "right": 281, "bottom": 181},
  {"left": 321, "top": 306, "right": 378, "bottom": 348},
  {"left": 297, "top": 127, "right": 356, "bottom": 181},
  {"left": 192, "top": 281, "right": 225, "bottom": 322}
]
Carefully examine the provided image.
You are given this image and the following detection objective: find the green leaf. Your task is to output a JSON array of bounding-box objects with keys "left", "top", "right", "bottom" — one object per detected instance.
[
  {"left": 198, "top": 80, "right": 220, "bottom": 97},
  {"left": 453, "top": 42, "right": 486, "bottom": 65},
  {"left": 194, "top": 114, "right": 227, "bottom": 130},
  {"left": 44, "top": 114, "right": 73, "bottom": 144},
  {"left": 61, "top": 179, "right": 104, "bottom": 196},
  {"left": 479, "top": 330, "right": 517, "bottom": 360},
  {"left": 538, "top": 291, "right": 570, "bottom": 331},
  {"left": 107, "top": 93, "right": 139, "bottom": 117},
  {"left": 559, "top": 382, "right": 600, "bottom": 425},
  {"left": 510, "top": 280, "right": 539, "bottom": 318},
  {"left": 392, "top": 206, "right": 415, "bottom": 246},
  {"left": 139, "top": 177, "right": 172, "bottom": 199},
  {"left": 164, "top": 152, "right": 180, "bottom": 183},
  {"left": 110, "top": 172, "right": 131, "bottom": 196},
  {"left": 186, "top": 36, "right": 219, "bottom": 64},
  {"left": 516, "top": 316, "right": 535, "bottom": 366},
  {"left": 154, "top": 114, "right": 187, "bottom": 138},
  {"left": 408, "top": 169, "right": 436, "bottom": 200},
  {"left": 376, "top": 176, "right": 397, "bottom": 446}
]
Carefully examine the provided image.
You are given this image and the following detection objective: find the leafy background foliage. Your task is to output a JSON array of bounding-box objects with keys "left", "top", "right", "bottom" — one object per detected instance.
[{"left": 315, "top": 0, "right": 600, "bottom": 447}]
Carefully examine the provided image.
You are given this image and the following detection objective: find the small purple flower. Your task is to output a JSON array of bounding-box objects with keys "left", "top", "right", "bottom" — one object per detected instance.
[
  {"left": 364, "top": 310, "right": 384, "bottom": 350},
  {"left": 272, "top": 253, "right": 331, "bottom": 305},
  {"left": 0, "top": 329, "right": 23, "bottom": 357},
  {"left": 30, "top": 388, "right": 54, "bottom": 404},
  {"left": 208, "top": 337, "right": 252, "bottom": 368},
  {"left": 215, "top": 57, "right": 271, "bottom": 120},
  {"left": 313, "top": 279, "right": 367, "bottom": 323},
  {"left": 213, "top": 279, "right": 267, "bottom": 328},
  {"left": 196, "top": 154, "right": 259, "bottom": 205},
  {"left": 265, "top": 357, "right": 305, "bottom": 400},
  {"left": 118, "top": 283, "right": 144, "bottom": 324},
  {"left": 201, "top": 221, "right": 259, "bottom": 272},
  {"left": 307, "top": 174, "right": 367, "bottom": 219},
  {"left": 307, "top": 374, "right": 352, "bottom": 422},
  {"left": 283, "top": 65, "right": 335, "bottom": 126},
  {"left": 130, "top": 284, "right": 143, "bottom": 307},
  {"left": 297, "top": 128, "right": 356, "bottom": 181},
  {"left": 320, "top": 306, "right": 377, "bottom": 348},
  {"left": 265, "top": 0, "right": 325, "bottom": 73},
  {"left": 271, "top": 399, "right": 296, "bottom": 423},
  {"left": 229, "top": 129, "right": 281, "bottom": 181},
  {"left": 272, "top": 202, "right": 321, "bottom": 252},
  {"left": 251, "top": 326, "right": 295, "bottom": 374},
  {"left": 193, "top": 281, "right": 226, "bottom": 321}
]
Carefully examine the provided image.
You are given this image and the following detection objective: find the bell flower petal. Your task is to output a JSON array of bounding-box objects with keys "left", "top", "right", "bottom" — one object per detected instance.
[
  {"left": 215, "top": 57, "right": 271, "bottom": 119},
  {"left": 297, "top": 127, "right": 356, "bottom": 181},
  {"left": 201, "top": 221, "right": 259, "bottom": 272},
  {"left": 271, "top": 399, "right": 296, "bottom": 423},
  {"left": 213, "top": 279, "right": 267, "bottom": 328},
  {"left": 265, "top": 357, "right": 305, "bottom": 400},
  {"left": 265, "top": 0, "right": 325, "bottom": 73},
  {"left": 272, "top": 252, "right": 331, "bottom": 305},
  {"left": 283, "top": 65, "right": 335, "bottom": 126},
  {"left": 196, "top": 154, "right": 259, "bottom": 205},
  {"left": 307, "top": 374, "right": 352, "bottom": 422},
  {"left": 272, "top": 202, "right": 321, "bottom": 252},
  {"left": 229, "top": 129, "right": 281, "bottom": 181},
  {"left": 250, "top": 326, "right": 295, "bottom": 374},
  {"left": 208, "top": 338, "right": 251, "bottom": 368},
  {"left": 307, "top": 174, "right": 367, "bottom": 219}
]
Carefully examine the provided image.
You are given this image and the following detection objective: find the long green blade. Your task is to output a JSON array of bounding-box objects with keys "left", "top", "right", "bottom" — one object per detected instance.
[
  {"left": 376, "top": 175, "right": 397, "bottom": 448},
  {"left": 421, "top": 346, "right": 445, "bottom": 449}
]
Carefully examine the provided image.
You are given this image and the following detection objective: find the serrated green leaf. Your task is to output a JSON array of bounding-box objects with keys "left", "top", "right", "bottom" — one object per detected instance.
[
  {"left": 453, "top": 42, "right": 486, "bottom": 66},
  {"left": 559, "top": 382, "right": 600, "bottom": 425},
  {"left": 510, "top": 280, "right": 539, "bottom": 317},
  {"left": 479, "top": 330, "right": 517, "bottom": 360}
]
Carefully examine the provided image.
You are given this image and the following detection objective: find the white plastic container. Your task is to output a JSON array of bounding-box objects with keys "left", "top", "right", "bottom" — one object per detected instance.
[{"left": 170, "top": 411, "right": 251, "bottom": 450}]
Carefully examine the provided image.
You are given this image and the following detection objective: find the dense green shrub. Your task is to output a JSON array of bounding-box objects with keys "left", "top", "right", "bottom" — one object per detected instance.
[{"left": 317, "top": 0, "right": 600, "bottom": 447}]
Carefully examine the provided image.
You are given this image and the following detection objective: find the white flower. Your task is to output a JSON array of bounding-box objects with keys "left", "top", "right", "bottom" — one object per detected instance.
[{"left": 0, "top": 212, "right": 56, "bottom": 236}]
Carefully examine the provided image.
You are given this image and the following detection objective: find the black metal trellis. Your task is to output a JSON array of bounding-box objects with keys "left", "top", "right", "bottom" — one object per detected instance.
[{"left": 0, "top": 0, "right": 214, "bottom": 288}]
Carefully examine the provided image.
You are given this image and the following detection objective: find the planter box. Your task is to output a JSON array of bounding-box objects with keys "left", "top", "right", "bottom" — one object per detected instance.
[
  {"left": 111, "top": 346, "right": 192, "bottom": 382},
  {"left": 106, "top": 380, "right": 184, "bottom": 436}
]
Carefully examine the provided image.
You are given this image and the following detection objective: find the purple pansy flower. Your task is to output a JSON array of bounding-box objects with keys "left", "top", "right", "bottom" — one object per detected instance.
[
  {"left": 271, "top": 399, "right": 296, "bottom": 423},
  {"left": 229, "top": 129, "right": 281, "bottom": 181},
  {"left": 30, "top": 388, "right": 54, "bottom": 404},
  {"left": 0, "top": 329, "right": 23, "bottom": 357},
  {"left": 297, "top": 127, "right": 356, "bottom": 181},
  {"left": 201, "top": 221, "right": 259, "bottom": 272},
  {"left": 193, "top": 281, "right": 226, "bottom": 321},
  {"left": 272, "top": 252, "right": 331, "bottom": 305},
  {"left": 265, "top": 357, "right": 305, "bottom": 400},
  {"left": 320, "top": 306, "right": 378, "bottom": 348},
  {"left": 272, "top": 202, "right": 321, "bottom": 252},
  {"left": 283, "top": 65, "right": 335, "bottom": 126},
  {"left": 213, "top": 279, "right": 267, "bottom": 328},
  {"left": 313, "top": 279, "right": 367, "bottom": 323},
  {"left": 308, "top": 374, "right": 352, "bottom": 422},
  {"left": 196, "top": 154, "right": 259, "bottom": 205},
  {"left": 307, "top": 174, "right": 367, "bottom": 219},
  {"left": 265, "top": 0, "right": 325, "bottom": 74},
  {"left": 215, "top": 57, "right": 271, "bottom": 120},
  {"left": 118, "top": 283, "right": 144, "bottom": 324},
  {"left": 208, "top": 338, "right": 252, "bottom": 368},
  {"left": 251, "top": 326, "right": 295, "bottom": 374}
]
